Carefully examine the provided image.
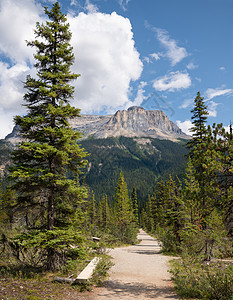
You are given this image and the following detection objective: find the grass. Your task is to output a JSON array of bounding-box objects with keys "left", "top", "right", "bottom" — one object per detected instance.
[{"left": 0, "top": 253, "right": 112, "bottom": 299}]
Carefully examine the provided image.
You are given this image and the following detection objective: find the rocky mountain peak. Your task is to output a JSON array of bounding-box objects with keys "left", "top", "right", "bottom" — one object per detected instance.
[
  {"left": 69, "top": 106, "right": 189, "bottom": 141},
  {"left": 5, "top": 106, "right": 190, "bottom": 144},
  {"left": 102, "top": 106, "right": 187, "bottom": 140}
]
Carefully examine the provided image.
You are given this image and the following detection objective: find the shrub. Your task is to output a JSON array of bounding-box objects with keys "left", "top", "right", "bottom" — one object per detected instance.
[{"left": 170, "top": 258, "right": 233, "bottom": 299}]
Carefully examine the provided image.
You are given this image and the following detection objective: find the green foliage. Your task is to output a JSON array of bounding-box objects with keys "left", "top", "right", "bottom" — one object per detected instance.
[
  {"left": 90, "top": 256, "right": 113, "bottom": 286},
  {"left": 97, "top": 194, "right": 111, "bottom": 231},
  {"left": 131, "top": 185, "right": 139, "bottom": 225},
  {"left": 141, "top": 92, "right": 233, "bottom": 298},
  {"left": 79, "top": 136, "right": 188, "bottom": 203},
  {"left": 113, "top": 172, "right": 138, "bottom": 244},
  {"left": 6, "top": 2, "right": 88, "bottom": 271},
  {"left": 187, "top": 91, "right": 209, "bottom": 152},
  {"left": 170, "top": 259, "right": 233, "bottom": 299}
]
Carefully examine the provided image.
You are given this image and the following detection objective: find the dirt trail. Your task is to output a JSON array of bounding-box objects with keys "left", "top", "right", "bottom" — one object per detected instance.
[{"left": 90, "top": 229, "right": 179, "bottom": 299}]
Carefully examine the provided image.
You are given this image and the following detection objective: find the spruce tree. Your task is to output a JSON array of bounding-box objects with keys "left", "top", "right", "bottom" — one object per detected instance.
[
  {"left": 9, "top": 2, "right": 87, "bottom": 270},
  {"left": 114, "top": 172, "right": 136, "bottom": 243},
  {"left": 188, "top": 94, "right": 220, "bottom": 226},
  {"left": 98, "top": 194, "right": 111, "bottom": 230},
  {"left": 131, "top": 185, "right": 139, "bottom": 225},
  {"left": 187, "top": 91, "right": 209, "bottom": 153},
  {"left": 182, "top": 158, "right": 201, "bottom": 226}
]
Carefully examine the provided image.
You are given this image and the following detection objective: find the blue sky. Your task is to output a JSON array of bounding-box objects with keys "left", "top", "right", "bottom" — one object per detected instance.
[{"left": 0, "top": 0, "right": 233, "bottom": 138}]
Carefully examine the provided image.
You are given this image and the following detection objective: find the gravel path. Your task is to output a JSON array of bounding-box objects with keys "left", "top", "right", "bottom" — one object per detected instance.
[{"left": 90, "top": 229, "right": 179, "bottom": 299}]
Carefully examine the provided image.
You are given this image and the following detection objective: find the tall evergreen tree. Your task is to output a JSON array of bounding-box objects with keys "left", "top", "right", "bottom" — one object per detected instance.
[
  {"left": 182, "top": 158, "right": 201, "bottom": 225},
  {"left": 131, "top": 185, "right": 139, "bottom": 225},
  {"left": 188, "top": 93, "right": 220, "bottom": 226},
  {"left": 187, "top": 91, "right": 209, "bottom": 153},
  {"left": 114, "top": 172, "right": 136, "bottom": 243},
  {"left": 98, "top": 194, "right": 111, "bottom": 230},
  {"left": 8, "top": 2, "right": 87, "bottom": 270}
]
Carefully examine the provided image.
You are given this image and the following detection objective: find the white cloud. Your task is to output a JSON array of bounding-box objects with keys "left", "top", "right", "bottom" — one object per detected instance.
[
  {"left": 176, "top": 119, "right": 192, "bottom": 135},
  {"left": 150, "top": 53, "right": 160, "bottom": 61},
  {"left": 187, "top": 62, "right": 198, "bottom": 70},
  {"left": 0, "top": 0, "right": 44, "bottom": 138},
  {"left": 219, "top": 66, "right": 225, "bottom": 71},
  {"left": 195, "top": 77, "right": 202, "bottom": 82},
  {"left": 0, "top": 61, "right": 31, "bottom": 138},
  {"left": 0, "top": 109, "right": 16, "bottom": 139},
  {"left": 0, "top": 62, "right": 30, "bottom": 109},
  {"left": 70, "top": 0, "right": 78, "bottom": 6},
  {"left": 84, "top": 0, "right": 98, "bottom": 14},
  {"left": 0, "top": 2, "right": 143, "bottom": 138},
  {"left": 69, "top": 11, "right": 143, "bottom": 113},
  {"left": 143, "top": 57, "right": 151, "bottom": 64},
  {"left": 133, "top": 81, "right": 147, "bottom": 107},
  {"left": 208, "top": 101, "right": 219, "bottom": 117},
  {"left": 119, "top": 0, "right": 131, "bottom": 11},
  {"left": 143, "top": 52, "right": 160, "bottom": 64},
  {"left": 205, "top": 87, "right": 233, "bottom": 101},
  {"left": 154, "top": 28, "right": 188, "bottom": 66},
  {"left": 223, "top": 125, "right": 230, "bottom": 133},
  {"left": 0, "top": 0, "right": 43, "bottom": 64},
  {"left": 153, "top": 71, "right": 191, "bottom": 92},
  {"left": 179, "top": 98, "right": 193, "bottom": 109}
]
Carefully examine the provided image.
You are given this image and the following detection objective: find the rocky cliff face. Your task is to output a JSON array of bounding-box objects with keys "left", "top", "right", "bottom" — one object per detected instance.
[
  {"left": 69, "top": 106, "right": 189, "bottom": 141},
  {"left": 5, "top": 106, "right": 189, "bottom": 144}
]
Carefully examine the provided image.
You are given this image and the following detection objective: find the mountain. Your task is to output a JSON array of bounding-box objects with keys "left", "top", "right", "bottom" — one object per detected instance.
[
  {"left": 69, "top": 106, "right": 189, "bottom": 141},
  {"left": 5, "top": 106, "right": 189, "bottom": 144},
  {"left": 1, "top": 107, "right": 189, "bottom": 202},
  {"left": 79, "top": 136, "right": 188, "bottom": 204}
]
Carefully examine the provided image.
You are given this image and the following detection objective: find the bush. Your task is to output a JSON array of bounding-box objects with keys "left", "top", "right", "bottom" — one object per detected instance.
[
  {"left": 156, "top": 227, "right": 180, "bottom": 254},
  {"left": 170, "top": 258, "right": 233, "bottom": 299},
  {"left": 91, "top": 255, "right": 113, "bottom": 286}
]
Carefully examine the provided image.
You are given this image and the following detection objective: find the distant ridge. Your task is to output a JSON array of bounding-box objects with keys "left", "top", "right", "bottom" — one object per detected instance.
[
  {"left": 69, "top": 106, "right": 190, "bottom": 141},
  {"left": 5, "top": 106, "right": 190, "bottom": 145}
]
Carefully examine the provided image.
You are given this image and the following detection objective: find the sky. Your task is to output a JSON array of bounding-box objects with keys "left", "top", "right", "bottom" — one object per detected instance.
[{"left": 0, "top": 0, "right": 233, "bottom": 138}]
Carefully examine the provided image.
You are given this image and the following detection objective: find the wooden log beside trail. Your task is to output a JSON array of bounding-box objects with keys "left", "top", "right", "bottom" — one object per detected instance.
[
  {"left": 54, "top": 257, "right": 101, "bottom": 285},
  {"left": 75, "top": 257, "right": 101, "bottom": 283},
  {"left": 53, "top": 277, "right": 75, "bottom": 284}
]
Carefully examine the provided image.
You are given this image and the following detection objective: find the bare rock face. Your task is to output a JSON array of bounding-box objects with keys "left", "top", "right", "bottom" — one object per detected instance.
[
  {"left": 5, "top": 106, "right": 190, "bottom": 143},
  {"left": 69, "top": 106, "right": 189, "bottom": 141}
]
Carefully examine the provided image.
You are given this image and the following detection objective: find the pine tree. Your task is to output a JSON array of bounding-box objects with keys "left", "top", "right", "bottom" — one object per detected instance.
[
  {"left": 212, "top": 123, "right": 233, "bottom": 235},
  {"left": 88, "top": 192, "right": 97, "bottom": 226},
  {"left": 98, "top": 194, "right": 111, "bottom": 230},
  {"left": 131, "top": 185, "right": 139, "bottom": 225},
  {"left": 182, "top": 158, "right": 201, "bottom": 226},
  {"left": 187, "top": 91, "right": 209, "bottom": 153},
  {"left": 8, "top": 2, "right": 87, "bottom": 271},
  {"left": 113, "top": 172, "right": 136, "bottom": 243},
  {"left": 145, "top": 195, "right": 155, "bottom": 232}
]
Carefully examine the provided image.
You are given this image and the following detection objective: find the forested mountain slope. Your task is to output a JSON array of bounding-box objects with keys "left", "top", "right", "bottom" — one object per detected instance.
[
  {"left": 79, "top": 136, "right": 188, "bottom": 203},
  {"left": 1, "top": 107, "right": 189, "bottom": 203}
]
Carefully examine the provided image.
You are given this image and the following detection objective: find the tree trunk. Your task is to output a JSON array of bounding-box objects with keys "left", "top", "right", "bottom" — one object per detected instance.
[{"left": 47, "top": 248, "right": 57, "bottom": 271}]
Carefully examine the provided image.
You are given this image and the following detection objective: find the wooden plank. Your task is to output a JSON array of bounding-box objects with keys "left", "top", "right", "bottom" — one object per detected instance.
[{"left": 75, "top": 257, "right": 101, "bottom": 283}]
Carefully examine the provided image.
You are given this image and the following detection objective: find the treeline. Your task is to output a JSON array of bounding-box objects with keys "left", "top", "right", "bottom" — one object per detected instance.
[
  {"left": 142, "top": 92, "right": 233, "bottom": 299},
  {"left": 84, "top": 173, "right": 139, "bottom": 244}
]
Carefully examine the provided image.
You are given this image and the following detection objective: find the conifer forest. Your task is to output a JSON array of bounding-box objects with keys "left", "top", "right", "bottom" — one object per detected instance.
[{"left": 0, "top": 2, "right": 232, "bottom": 299}]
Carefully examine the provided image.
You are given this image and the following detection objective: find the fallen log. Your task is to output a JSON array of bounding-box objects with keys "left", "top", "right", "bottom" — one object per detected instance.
[{"left": 53, "top": 277, "right": 75, "bottom": 284}]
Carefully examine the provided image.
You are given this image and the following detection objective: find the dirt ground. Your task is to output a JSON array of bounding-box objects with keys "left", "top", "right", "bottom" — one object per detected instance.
[
  {"left": 0, "top": 276, "right": 91, "bottom": 300},
  {"left": 89, "top": 229, "right": 179, "bottom": 299},
  {"left": 0, "top": 230, "right": 178, "bottom": 299}
]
